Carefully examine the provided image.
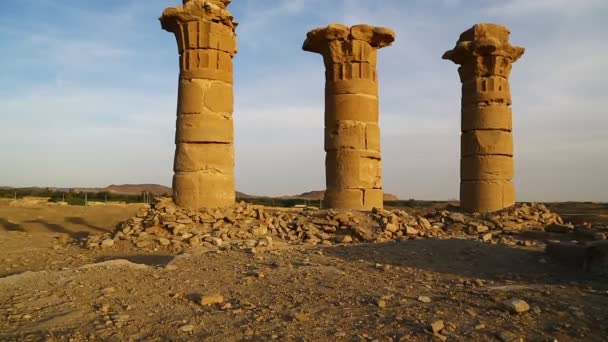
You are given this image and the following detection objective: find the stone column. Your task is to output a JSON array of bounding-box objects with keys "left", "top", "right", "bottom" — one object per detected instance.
[
  {"left": 160, "top": 0, "right": 237, "bottom": 209},
  {"left": 443, "top": 23, "right": 525, "bottom": 213},
  {"left": 303, "top": 24, "right": 395, "bottom": 210}
]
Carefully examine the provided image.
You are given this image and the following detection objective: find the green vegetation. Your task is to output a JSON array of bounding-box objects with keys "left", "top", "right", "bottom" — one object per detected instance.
[
  {"left": 0, "top": 187, "right": 167, "bottom": 206},
  {"left": 1, "top": 187, "right": 443, "bottom": 209},
  {"left": 238, "top": 197, "right": 321, "bottom": 208}
]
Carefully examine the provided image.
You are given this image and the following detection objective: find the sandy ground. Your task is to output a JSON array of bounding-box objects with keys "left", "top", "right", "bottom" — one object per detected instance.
[{"left": 0, "top": 199, "right": 607, "bottom": 341}]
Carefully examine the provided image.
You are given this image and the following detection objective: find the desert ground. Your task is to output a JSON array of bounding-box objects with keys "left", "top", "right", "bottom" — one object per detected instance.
[{"left": 0, "top": 198, "right": 607, "bottom": 341}]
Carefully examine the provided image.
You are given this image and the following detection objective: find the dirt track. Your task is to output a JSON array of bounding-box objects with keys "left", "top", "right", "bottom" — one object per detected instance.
[{"left": 1, "top": 199, "right": 607, "bottom": 341}]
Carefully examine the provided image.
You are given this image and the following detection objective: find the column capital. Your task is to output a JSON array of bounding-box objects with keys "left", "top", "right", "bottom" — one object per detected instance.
[
  {"left": 303, "top": 24, "right": 395, "bottom": 64},
  {"left": 160, "top": 0, "right": 238, "bottom": 57},
  {"left": 161, "top": 0, "right": 237, "bottom": 32},
  {"left": 442, "top": 23, "right": 524, "bottom": 65}
]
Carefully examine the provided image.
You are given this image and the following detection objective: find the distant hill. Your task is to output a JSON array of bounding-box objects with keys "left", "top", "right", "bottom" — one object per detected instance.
[{"left": 293, "top": 190, "right": 399, "bottom": 201}]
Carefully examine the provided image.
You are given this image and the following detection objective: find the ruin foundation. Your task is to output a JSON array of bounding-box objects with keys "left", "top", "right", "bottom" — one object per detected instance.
[
  {"left": 443, "top": 23, "right": 525, "bottom": 213},
  {"left": 161, "top": 0, "right": 238, "bottom": 209},
  {"left": 303, "top": 24, "right": 395, "bottom": 211}
]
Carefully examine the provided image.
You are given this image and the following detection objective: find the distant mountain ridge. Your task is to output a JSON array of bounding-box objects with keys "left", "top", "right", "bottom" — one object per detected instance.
[{"left": 292, "top": 190, "right": 399, "bottom": 201}]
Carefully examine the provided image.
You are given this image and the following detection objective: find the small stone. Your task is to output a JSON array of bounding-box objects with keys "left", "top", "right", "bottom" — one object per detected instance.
[
  {"left": 481, "top": 233, "right": 493, "bottom": 242},
  {"left": 385, "top": 223, "right": 399, "bottom": 233},
  {"left": 418, "top": 217, "right": 432, "bottom": 229},
  {"left": 474, "top": 225, "right": 489, "bottom": 233},
  {"left": 474, "top": 324, "right": 485, "bottom": 330},
  {"left": 376, "top": 299, "right": 387, "bottom": 308},
  {"left": 208, "top": 237, "right": 223, "bottom": 247},
  {"left": 503, "top": 299, "right": 530, "bottom": 314},
  {"left": 200, "top": 294, "right": 224, "bottom": 306},
  {"left": 338, "top": 235, "right": 353, "bottom": 243},
  {"left": 21, "top": 314, "right": 32, "bottom": 320},
  {"left": 430, "top": 320, "right": 444, "bottom": 334},
  {"left": 158, "top": 238, "right": 171, "bottom": 246},
  {"left": 405, "top": 226, "right": 419, "bottom": 235},
  {"left": 101, "top": 239, "right": 114, "bottom": 248},
  {"left": 449, "top": 213, "right": 466, "bottom": 223},
  {"left": 113, "top": 314, "right": 130, "bottom": 322},
  {"left": 417, "top": 296, "right": 431, "bottom": 303},
  {"left": 179, "top": 325, "right": 194, "bottom": 333},
  {"left": 294, "top": 312, "right": 310, "bottom": 322},
  {"left": 101, "top": 287, "right": 116, "bottom": 295},
  {"left": 100, "top": 304, "right": 110, "bottom": 313}
]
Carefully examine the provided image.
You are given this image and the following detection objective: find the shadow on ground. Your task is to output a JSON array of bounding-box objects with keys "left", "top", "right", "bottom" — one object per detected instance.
[
  {"left": 24, "top": 219, "right": 91, "bottom": 239},
  {"left": 64, "top": 217, "right": 108, "bottom": 233},
  {"left": 325, "top": 238, "right": 598, "bottom": 285},
  {"left": 0, "top": 218, "right": 25, "bottom": 232}
]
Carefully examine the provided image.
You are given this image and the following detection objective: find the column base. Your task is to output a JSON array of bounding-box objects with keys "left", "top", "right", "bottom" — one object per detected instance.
[{"left": 460, "top": 180, "right": 515, "bottom": 213}]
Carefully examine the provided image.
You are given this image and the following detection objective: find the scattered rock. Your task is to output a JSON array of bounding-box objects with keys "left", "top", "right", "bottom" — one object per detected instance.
[
  {"left": 503, "top": 299, "right": 530, "bottom": 314},
  {"left": 200, "top": 294, "right": 224, "bottom": 306},
  {"left": 417, "top": 296, "right": 431, "bottom": 303},
  {"left": 405, "top": 226, "right": 419, "bottom": 236},
  {"left": 294, "top": 312, "right": 310, "bottom": 322},
  {"left": 100, "top": 239, "right": 114, "bottom": 248},
  {"left": 87, "top": 199, "right": 561, "bottom": 253},
  {"left": 179, "top": 325, "right": 194, "bottom": 333},
  {"left": 430, "top": 320, "right": 444, "bottom": 334}
]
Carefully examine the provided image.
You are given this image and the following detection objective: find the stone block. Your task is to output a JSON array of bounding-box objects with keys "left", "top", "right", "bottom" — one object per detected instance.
[
  {"left": 462, "top": 104, "right": 512, "bottom": 131},
  {"left": 461, "top": 155, "right": 513, "bottom": 181},
  {"left": 325, "top": 121, "right": 367, "bottom": 151},
  {"left": 175, "top": 21, "right": 236, "bottom": 55},
  {"left": 174, "top": 143, "right": 234, "bottom": 173},
  {"left": 205, "top": 82, "right": 233, "bottom": 113},
  {"left": 462, "top": 76, "right": 511, "bottom": 105},
  {"left": 458, "top": 55, "right": 513, "bottom": 82},
  {"left": 324, "top": 189, "right": 363, "bottom": 210},
  {"left": 363, "top": 189, "right": 384, "bottom": 210},
  {"left": 177, "top": 79, "right": 208, "bottom": 114},
  {"left": 326, "top": 150, "right": 382, "bottom": 190},
  {"left": 173, "top": 171, "right": 235, "bottom": 209},
  {"left": 327, "top": 62, "right": 377, "bottom": 82},
  {"left": 326, "top": 94, "right": 378, "bottom": 124},
  {"left": 326, "top": 79, "right": 378, "bottom": 96},
  {"left": 180, "top": 49, "right": 233, "bottom": 83},
  {"left": 327, "top": 40, "right": 377, "bottom": 64},
  {"left": 176, "top": 113, "right": 233, "bottom": 143},
  {"left": 365, "top": 123, "right": 381, "bottom": 152},
  {"left": 350, "top": 24, "right": 375, "bottom": 42},
  {"left": 461, "top": 130, "right": 513, "bottom": 156},
  {"left": 458, "top": 23, "right": 511, "bottom": 46},
  {"left": 460, "top": 180, "right": 515, "bottom": 213}
]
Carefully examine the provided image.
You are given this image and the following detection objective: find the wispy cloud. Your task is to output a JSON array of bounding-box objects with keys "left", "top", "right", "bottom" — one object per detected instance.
[{"left": 484, "top": 0, "right": 606, "bottom": 16}]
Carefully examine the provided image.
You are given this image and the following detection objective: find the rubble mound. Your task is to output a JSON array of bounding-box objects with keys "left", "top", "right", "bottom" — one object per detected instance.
[{"left": 86, "top": 199, "right": 567, "bottom": 253}]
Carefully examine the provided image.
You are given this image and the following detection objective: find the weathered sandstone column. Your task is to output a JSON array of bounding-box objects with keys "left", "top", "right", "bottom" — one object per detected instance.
[
  {"left": 443, "top": 23, "right": 525, "bottom": 213},
  {"left": 160, "top": 0, "right": 237, "bottom": 209},
  {"left": 303, "top": 24, "right": 395, "bottom": 210}
]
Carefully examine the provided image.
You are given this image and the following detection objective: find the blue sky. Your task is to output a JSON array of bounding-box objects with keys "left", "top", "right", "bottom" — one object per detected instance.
[{"left": 0, "top": 0, "right": 607, "bottom": 201}]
